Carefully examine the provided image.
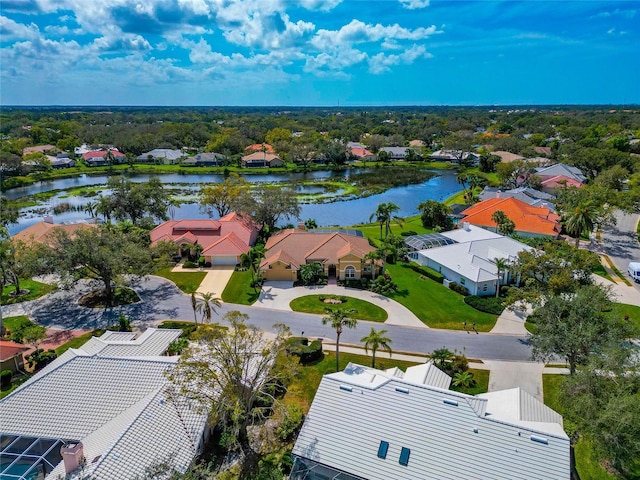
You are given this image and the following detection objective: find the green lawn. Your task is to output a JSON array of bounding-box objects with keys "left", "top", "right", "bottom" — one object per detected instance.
[
  {"left": 289, "top": 295, "right": 388, "bottom": 322},
  {"left": 1, "top": 279, "right": 57, "bottom": 305},
  {"left": 454, "top": 368, "right": 490, "bottom": 396},
  {"left": 2, "top": 315, "right": 35, "bottom": 333},
  {"left": 1, "top": 373, "right": 32, "bottom": 399},
  {"left": 385, "top": 263, "right": 498, "bottom": 331},
  {"left": 351, "top": 215, "right": 433, "bottom": 246},
  {"left": 592, "top": 263, "right": 614, "bottom": 282},
  {"left": 154, "top": 267, "right": 206, "bottom": 294},
  {"left": 543, "top": 375, "right": 620, "bottom": 480},
  {"left": 607, "top": 303, "right": 640, "bottom": 331},
  {"left": 221, "top": 270, "right": 260, "bottom": 305},
  {"left": 55, "top": 329, "right": 105, "bottom": 355},
  {"left": 283, "top": 351, "right": 488, "bottom": 412}
]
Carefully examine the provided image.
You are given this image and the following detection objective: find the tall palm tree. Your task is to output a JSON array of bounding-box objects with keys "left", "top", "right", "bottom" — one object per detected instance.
[
  {"left": 84, "top": 201, "right": 96, "bottom": 218},
  {"left": 95, "top": 196, "right": 113, "bottom": 223},
  {"left": 361, "top": 328, "right": 393, "bottom": 368},
  {"left": 364, "top": 249, "right": 384, "bottom": 280},
  {"left": 370, "top": 203, "right": 390, "bottom": 240},
  {"left": 322, "top": 308, "right": 358, "bottom": 372},
  {"left": 196, "top": 291, "right": 222, "bottom": 324},
  {"left": 190, "top": 291, "right": 199, "bottom": 327},
  {"left": 383, "top": 203, "right": 403, "bottom": 239},
  {"left": 564, "top": 202, "right": 596, "bottom": 248},
  {"left": 493, "top": 257, "right": 510, "bottom": 298}
]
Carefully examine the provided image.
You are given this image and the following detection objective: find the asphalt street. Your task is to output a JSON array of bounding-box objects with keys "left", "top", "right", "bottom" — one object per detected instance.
[
  {"left": 601, "top": 210, "right": 640, "bottom": 292},
  {"left": 22, "top": 275, "right": 533, "bottom": 362}
]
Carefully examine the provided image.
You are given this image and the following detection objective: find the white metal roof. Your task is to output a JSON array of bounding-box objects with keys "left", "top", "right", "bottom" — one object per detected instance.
[
  {"left": 0, "top": 328, "right": 206, "bottom": 480},
  {"left": 292, "top": 363, "right": 570, "bottom": 480},
  {"left": 417, "top": 236, "right": 532, "bottom": 283},
  {"left": 441, "top": 224, "right": 503, "bottom": 243}
]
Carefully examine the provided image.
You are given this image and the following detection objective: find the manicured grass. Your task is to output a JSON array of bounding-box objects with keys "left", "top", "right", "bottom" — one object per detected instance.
[
  {"left": 452, "top": 368, "right": 490, "bottom": 396},
  {"left": 154, "top": 267, "right": 207, "bottom": 294},
  {"left": 351, "top": 215, "right": 433, "bottom": 246},
  {"left": 592, "top": 263, "right": 614, "bottom": 282},
  {"left": 1, "top": 373, "right": 32, "bottom": 399},
  {"left": 221, "top": 270, "right": 260, "bottom": 305},
  {"left": 283, "top": 351, "right": 488, "bottom": 413},
  {"left": 607, "top": 302, "right": 640, "bottom": 331},
  {"left": 55, "top": 329, "right": 105, "bottom": 355},
  {"left": 289, "top": 295, "right": 388, "bottom": 322},
  {"left": 444, "top": 189, "right": 472, "bottom": 206},
  {"left": 283, "top": 351, "right": 421, "bottom": 412},
  {"left": 385, "top": 263, "right": 498, "bottom": 331},
  {"left": 543, "top": 375, "right": 620, "bottom": 480},
  {"left": 2, "top": 315, "right": 35, "bottom": 333},
  {"left": 1, "top": 279, "right": 57, "bottom": 305},
  {"left": 602, "top": 255, "right": 632, "bottom": 286}
]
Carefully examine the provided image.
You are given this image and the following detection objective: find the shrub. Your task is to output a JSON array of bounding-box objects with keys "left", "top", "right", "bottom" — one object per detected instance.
[
  {"left": 183, "top": 261, "right": 198, "bottom": 268},
  {"left": 276, "top": 404, "right": 304, "bottom": 442},
  {"left": 158, "top": 321, "right": 197, "bottom": 338},
  {"left": 464, "top": 295, "right": 505, "bottom": 315},
  {"left": 369, "top": 274, "right": 398, "bottom": 294},
  {"left": 198, "top": 256, "right": 205, "bottom": 266},
  {"left": 166, "top": 337, "right": 189, "bottom": 355},
  {"left": 204, "top": 261, "right": 212, "bottom": 268},
  {"left": 25, "top": 349, "right": 58, "bottom": 371},
  {"left": 408, "top": 262, "right": 444, "bottom": 283},
  {"left": 400, "top": 230, "right": 418, "bottom": 237},
  {"left": 0, "top": 370, "right": 12, "bottom": 388},
  {"left": 448, "top": 282, "right": 469, "bottom": 296},
  {"left": 107, "top": 315, "right": 133, "bottom": 332},
  {"left": 285, "top": 336, "right": 323, "bottom": 364}
]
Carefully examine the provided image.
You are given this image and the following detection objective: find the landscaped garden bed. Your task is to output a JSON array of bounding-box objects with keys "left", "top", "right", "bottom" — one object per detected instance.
[
  {"left": 1, "top": 279, "right": 57, "bottom": 305},
  {"left": 289, "top": 295, "right": 388, "bottom": 322}
]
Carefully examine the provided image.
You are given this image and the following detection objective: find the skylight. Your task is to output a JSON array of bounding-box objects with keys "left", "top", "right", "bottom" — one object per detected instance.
[
  {"left": 377, "top": 441, "right": 389, "bottom": 459},
  {"left": 399, "top": 447, "right": 411, "bottom": 466}
]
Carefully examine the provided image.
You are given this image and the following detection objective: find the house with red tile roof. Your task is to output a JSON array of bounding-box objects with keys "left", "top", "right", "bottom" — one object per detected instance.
[
  {"left": 245, "top": 143, "right": 275, "bottom": 154},
  {"left": 460, "top": 197, "right": 561, "bottom": 238},
  {"left": 259, "top": 229, "right": 381, "bottom": 282},
  {"left": 13, "top": 219, "right": 98, "bottom": 247},
  {"left": 539, "top": 175, "right": 584, "bottom": 194},
  {"left": 149, "top": 213, "right": 260, "bottom": 265},
  {"left": 82, "top": 149, "right": 125, "bottom": 166},
  {"left": 349, "top": 146, "right": 376, "bottom": 161},
  {"left": 0, "top": 340, "right": 29, "bottom": 374}
]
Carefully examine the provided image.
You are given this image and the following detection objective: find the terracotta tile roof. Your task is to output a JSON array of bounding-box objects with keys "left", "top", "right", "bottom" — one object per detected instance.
[
  {"left": 350, "top": 147, "right": 374, "bottom": 158},
  {"left": 201, "top": 232, "right": 249, "bottom": 256},
  {"left": 492, "top": 151, "right": 525, "bottom": 163},
  {"left": 22, "top": 145, "right": 56, "bottom": 155},
  {"left": 261, "top": 230, "right": 375, "bottom": 270},
  {"left": 82, "top": 149, "right": 124, "bottom": 160},
  {"left": 534, "top": 146, "right": 552, "bottom": 156},
  {"left": 13, "top": 221, "right": 98, "bottom": 247},
  {"left": 460, "top": 197, "right": 561, "bottom": 237},
  {"left": 245, "top": 143, "right": 275, "bottom": 154},
  {"left": 150, "top": 214, "right": 259, "bottom": 254},
  {"left": 0, "top": 340, "right": 30, "bottom": 361},
  {"left": 241, "top": 151, "right": 281, "bottom": 162},
  {"left": 260, "top": 250, "right": 300, "bottom": 270},
  {"left": 539, "top": 175, "right": 583, "bottom": 189}
]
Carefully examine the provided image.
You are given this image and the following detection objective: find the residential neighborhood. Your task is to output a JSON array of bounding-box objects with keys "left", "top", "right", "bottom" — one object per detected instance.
[{"left": 1, "top": 103, "right": 640, "bottom": 480}]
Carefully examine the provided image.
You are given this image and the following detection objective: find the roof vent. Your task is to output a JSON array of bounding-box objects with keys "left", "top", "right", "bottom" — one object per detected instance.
[
  {"left": 530, "top": 435, "right": 548, "bottom": 445},
  {"left": 395, "top": 387, "right": 410, "bottom": 394},
  {"left": 443, "top": 399, "right": 459, "bottom": 407},
  {"left": 339, "top": 385, "right": 353, "bottom": 392},
  {"left": 60, "top": 442, "right": 84, "bottom": 474}
]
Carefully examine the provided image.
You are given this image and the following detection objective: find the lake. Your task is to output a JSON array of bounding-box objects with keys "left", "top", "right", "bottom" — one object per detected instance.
[{"left": 6, "top": 169, "right": 462, "bottom": 234}]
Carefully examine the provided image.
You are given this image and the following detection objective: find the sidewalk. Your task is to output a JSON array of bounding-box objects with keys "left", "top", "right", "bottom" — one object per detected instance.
[
  {"left": 490, "top": 306, "right": 530, "bottom": 335},
  {"left": 255, "top": 282, "right": 427, "bottom": 328}
]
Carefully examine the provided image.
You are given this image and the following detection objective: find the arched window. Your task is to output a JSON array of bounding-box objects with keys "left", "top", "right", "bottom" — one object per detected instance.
[{"left": 345, "top": 266, "right": 356, "bottom": 279}]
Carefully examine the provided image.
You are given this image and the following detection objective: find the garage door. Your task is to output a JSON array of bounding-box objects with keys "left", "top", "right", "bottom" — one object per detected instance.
[
  {"left": 266, "top": 269, "right": 295, "bottom": 281},
  {"left": 212, "top": 255, "right": 238, "bottom": 265}
]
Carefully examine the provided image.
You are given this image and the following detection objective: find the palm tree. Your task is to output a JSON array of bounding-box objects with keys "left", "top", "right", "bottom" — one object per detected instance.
[
  {"left": 491, "top": 210, "right": 515, "bottom": 236},
  {"left": 383, "top": 202, "right": 403, "bottom": 239},
  {"left": 361, "top": 328, "right": 392, "bottom": 368},
  {"left": 196, "top": 291, "right": 222, "bottom": 324},
  {"left": 84, "top": 201, "right": 96, "bottom": 218},
  {"left": 452, "top": 371, "right": 475, "bottom": 389},
  {"left": 430, "top": 347, "right": 453, "bottom": 370},
  {"left": 95, "top": 196, "right": 113, "bottom": 223},
  {"left": 322, "top": 308, "right": 358, "bottom": 372},
  {"left": 564, "top": 202, "right": 596, "bottom": 248},
  {"left": 364, "top": 249, "right": 384, "bottom": 280},
  {"left": 493, "top": 257, "right": 510, "bottom": 298},
  {"left": 191, "top": 291, "right": 199, "bottom": 327},
  {"left": 370, "top": 203, "right": 390, "bottom": 240}
]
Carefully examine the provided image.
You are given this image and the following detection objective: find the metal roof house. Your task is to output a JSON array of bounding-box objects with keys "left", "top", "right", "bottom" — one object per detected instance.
[
  {"left": 291, "top": 362, "right": 570, "bottom": 480},
  {"left": 0, "top": 328, "right": 210, "bottom": 480},
  {"left": 405, "top": 223, "right": 502, "bottom": 258}
]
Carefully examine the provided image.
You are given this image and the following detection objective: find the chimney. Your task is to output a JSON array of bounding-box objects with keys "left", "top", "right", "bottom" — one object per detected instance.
[
  {"left": 297, "top": 222, "right": 306, "bottom": 231},
  {"left": 44, "top": 215, "right": 54, "bottom": 224},
  {"left": 496, "top": 190, "right": 501, "bottom": 199},
  {"left": 463, "top": 222, "right": 471, "bottom": 231},
  {"left": 61, "top": 442, "right": 84, "bottom": 474}
]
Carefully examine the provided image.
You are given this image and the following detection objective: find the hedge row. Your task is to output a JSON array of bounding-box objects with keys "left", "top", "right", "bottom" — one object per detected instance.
[
  {"left": 448, "top": 281, "right": 469, "bottom": 296},
  {"left": 464, "top": 295, "right": 505, "bottom": 315},
  {"left": 408, "top": 262, "right": 445, "bottom": 284},
  {"left": 285, "top": 337, "right": 323, "bottom": 365}
]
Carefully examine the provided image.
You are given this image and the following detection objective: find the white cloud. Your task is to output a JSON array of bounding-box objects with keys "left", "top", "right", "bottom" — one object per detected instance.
[
  {"left": 0, "top": 15, "right": 40, "bottom": 40},
  {"left": 368, "top": 44, "right": 430, "bottom": 73},
  {"left": 398, "top": 0, "right": 430, "bottom": 10},
  {"left": 298, "top": 0, "right": 343, "bottom": 11}
]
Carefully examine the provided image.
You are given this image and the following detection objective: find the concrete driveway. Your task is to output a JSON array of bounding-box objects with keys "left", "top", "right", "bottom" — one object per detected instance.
[
  {"left": 255, "top": 281, "right": 427, "bottom": 328},
  {"left": 196, "top": 266, "right": 235, "bottom": 298}
]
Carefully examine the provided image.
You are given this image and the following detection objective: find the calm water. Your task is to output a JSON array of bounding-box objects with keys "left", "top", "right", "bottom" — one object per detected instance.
[{"left": 7, "top": 170, "right": 461, "bottom": 234}]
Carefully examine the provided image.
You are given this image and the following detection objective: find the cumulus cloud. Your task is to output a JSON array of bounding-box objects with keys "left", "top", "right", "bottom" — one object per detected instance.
[
  {"left": 368, "top": 44, "right": 431, "bottom": 73},
  {"left": 0, "top": 15, "right": 40, "bottom": 40},
  {"left": 298, "top": 0, "right": 343, "bottom": 11},
  {"left": 92, "top": 34, "right": 152, "bottom": 52},
  {"left": 398, "top": 0, "right": 430, "bottom": 9}
]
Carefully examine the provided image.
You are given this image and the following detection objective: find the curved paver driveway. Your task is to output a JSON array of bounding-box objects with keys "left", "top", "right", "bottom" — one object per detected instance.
[
  {"left": 1, "top": 275, "right": 534, "bottom": 361},
  {"left": 255, "top": 282, "right": 426, "bottom": 328}
]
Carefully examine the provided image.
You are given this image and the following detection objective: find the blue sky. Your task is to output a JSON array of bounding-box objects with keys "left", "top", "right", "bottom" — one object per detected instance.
[{"left": 1, "top": 0, "right": 638, "bottom": 106}]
